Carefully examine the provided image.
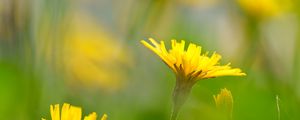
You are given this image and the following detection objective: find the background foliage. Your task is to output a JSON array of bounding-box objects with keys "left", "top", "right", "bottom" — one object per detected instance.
[{"left": 0, "top": 0, "right": 299, "bottom": 119}]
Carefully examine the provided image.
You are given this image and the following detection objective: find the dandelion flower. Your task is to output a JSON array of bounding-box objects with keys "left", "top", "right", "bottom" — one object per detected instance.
[
  {"left": 42, "top": 103, "right": 107, "bottom": 120},
  {"left": 141, "top": 38, "right": 245, "bottom": 120},
  {"left": 141, "top": 38, "right": 245, "bottom": 80}
]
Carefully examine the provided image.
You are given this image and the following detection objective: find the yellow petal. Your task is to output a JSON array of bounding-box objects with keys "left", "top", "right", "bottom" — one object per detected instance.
[
  {"left": 101, "top": 114, "right": 108, "bottom": 120},
  {"left": 84, "top": 112, "right": 97, "bottom": 120},
  {"left": 61, "top": 103, "right": 71, "bottom": 120},
  {"left": 50, "top": 104, "right": 60, "bottom": 120}
]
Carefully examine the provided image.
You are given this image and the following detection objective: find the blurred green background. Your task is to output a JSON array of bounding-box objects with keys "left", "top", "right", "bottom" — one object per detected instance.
[{"left": 0, "top": 0, "right": 300, "bottom": 119}]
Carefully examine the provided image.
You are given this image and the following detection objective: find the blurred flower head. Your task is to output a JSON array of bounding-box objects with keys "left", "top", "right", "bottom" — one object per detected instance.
[
  {"left": 237, "top": 0, "right": 291, "bottom": 19},
  {"left": 63, "top": 13, "right": 133, "bottom": 91},
  {"left": 42, "top": 103, "right": 107, "bottom": 120}
]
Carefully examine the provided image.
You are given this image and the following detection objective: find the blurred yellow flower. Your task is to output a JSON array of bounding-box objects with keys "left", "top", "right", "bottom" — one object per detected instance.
[
  {"left": 63, "top": 13, "right": 133, "bottom": 91},
  {"left": 214, "top": 88, "right": 233, "bottom": 119},
  {"left": 35, "top": 11, "right": 132, "bottom": 91},
  {"left": 141, "top": 38, "right": 245, "bottom": 120},
  {"left": 214, "top": 88, "right": 233, "bottom": 110},
  {"left": 237, "top": 0, "right": 291, "bottom": 19},
  {"left": 42, "top": 103, "right": 107, "bottom": 120}
]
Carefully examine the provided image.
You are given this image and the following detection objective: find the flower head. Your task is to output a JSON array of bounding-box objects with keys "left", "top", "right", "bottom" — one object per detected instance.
[
  {"left": 42, "top": 103, "right": 107, "bottom": 120},
  {"left": 141, "top": 38, "right": 245, "bottom": 82},
  {"left": 63, "top": 13, "right": 133, "bottom": 91}
]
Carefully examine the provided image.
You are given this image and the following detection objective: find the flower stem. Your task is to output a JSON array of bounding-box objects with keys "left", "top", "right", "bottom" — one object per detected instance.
[
  {"left": 170, "top": 76, "right": 194, "bottom": 120},
  {"left": 170, "top": 107, "right": 179, "bottom": 120}
]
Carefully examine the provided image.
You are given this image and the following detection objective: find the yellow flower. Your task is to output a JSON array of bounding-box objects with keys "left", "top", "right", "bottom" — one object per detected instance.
[
  {"left": 35, "top": 11, "right": 133, "bottom": 92},
  {"left": 141, "top": 38, "right": 245, "bottom": 120},
  {"left": 42, "top": 103, "right": 107, "bottom": 120},
  {"left": 213, "top": 88, "right": 233, "bottom": 119},
  {"left": 237, "top": 0, "right": 291, "bottom": 19},
  {"left": 141, "top": 38, "right": 245, "bottom": 81},
  {"left": 63, "top": 12, "right": 133, "bottom": 91}
]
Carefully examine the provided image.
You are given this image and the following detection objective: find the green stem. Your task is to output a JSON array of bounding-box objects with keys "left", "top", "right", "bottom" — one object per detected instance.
[
  {"left": 170, "top": 107, "right": 179, "bottom": 120},
  {"left": 170, "top": 75, "right": 194, "bottom": 120}
]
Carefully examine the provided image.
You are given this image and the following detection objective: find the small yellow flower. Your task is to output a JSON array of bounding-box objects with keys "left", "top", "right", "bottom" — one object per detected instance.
[
  {"left": 42, "top": 103, "right": 107, "bottom": 120},
  {"left": 214, "top": 88, "right": 233, "bottom": 109},
  {"left": 213, "top": 88, "right": 233, "bottom": 119},
  {"left": 141, "top": 38, "right": 245, "bottom": 81},
  {"left": 100, "top": 114, "right": 108, "bottom": 120}
]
